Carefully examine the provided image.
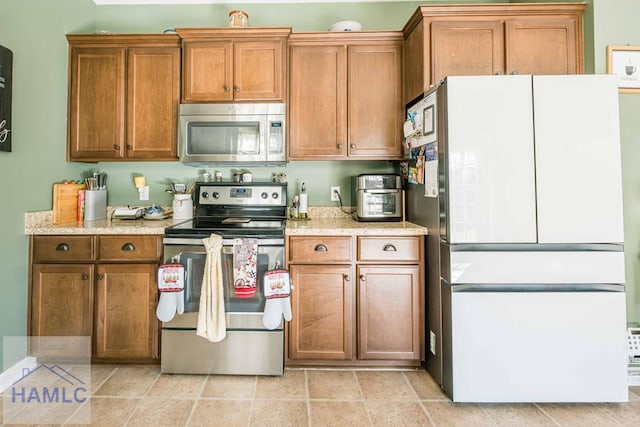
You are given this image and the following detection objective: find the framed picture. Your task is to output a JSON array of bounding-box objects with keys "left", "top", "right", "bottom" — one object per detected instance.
[
  {"left": 606, "top": 45, "right": 640, "bottom": 93},
  {"left": 0, "top": 44, "right": 12, "bottom": 152}
]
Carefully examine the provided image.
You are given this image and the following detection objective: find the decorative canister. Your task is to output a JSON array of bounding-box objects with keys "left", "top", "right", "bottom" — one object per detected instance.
[
  {"left": 229, "top": 10, "right": 249, "bottom": 28},
  {"left": 172, "top": 194, "right": 193, "bottom": 220}
]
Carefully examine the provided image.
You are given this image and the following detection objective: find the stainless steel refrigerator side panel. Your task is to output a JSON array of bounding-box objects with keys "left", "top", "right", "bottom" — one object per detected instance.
[{"left": 440, "top": 278, "right": 453, "bottom": 399}]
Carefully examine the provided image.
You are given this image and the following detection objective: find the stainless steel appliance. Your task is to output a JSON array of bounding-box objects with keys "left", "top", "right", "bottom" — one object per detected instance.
[
  {"left": 162, "top": 181, "right": 287, "bottom": 375},
  {"left": 406, "top": 75, "right": 628, "bottom": 402},
  {"left": 179, "top": 103, "right": 285, "bottom": 165},
  {"left": 353, "top": 174, "right": 402, "bottom": 222}
]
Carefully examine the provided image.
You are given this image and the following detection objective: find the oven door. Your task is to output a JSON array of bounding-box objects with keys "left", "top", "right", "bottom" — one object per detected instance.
[{"left": 161, "top": 238, "right": 285, "bottom": 328}]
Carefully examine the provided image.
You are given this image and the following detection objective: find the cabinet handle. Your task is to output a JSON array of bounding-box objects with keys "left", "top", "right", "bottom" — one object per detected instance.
[
  {"left": 343, "top": 274, "right": 350, "bottom": 282},
  {"left": 126, "top": 144, "right": 132, "bottom": 150},
  {"left": 97, "top": 274, "right": 104, "bottom": 280},
  {"left": 337, "top": 144, "right": 343, "bottom": 149},
  {"left": 350, "top": 144, "right": 356, "bottom": 149},
  {"left": 113, "top": 144, "right": 120, "bottom": 150},
  {"left": 223, "top": 85, "right": 230, "bottom": 92},
  {"left": 82, "top": 274, "right": 89, "bottom": 281},
  {"left": 382, "top": 244, "right": 397, "bottom": 252},
  {"left": 495, "top": 71, "right": 504, "bottom": 75},
  {"left": 314, "top": 244, "right": 328, "bottom": 252},
  {"left": 55, "top": 243, "right": 70, "bottom": 252},
  {"left": 234, "top": 86, "right": 240, "bottom": 92},
  {"left": 359, "top": 274, "right": 366, "bottom": 282},
  {"left": 511, "top": 71, "right": 519, "bottom": 75},
  {"left": 121, "top": 243, "right": 136, "bottom": 251}
]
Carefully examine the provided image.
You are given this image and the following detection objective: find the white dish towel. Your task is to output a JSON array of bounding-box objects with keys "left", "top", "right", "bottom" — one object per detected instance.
[{"left": 197, "top": 233, "right": 226, "bottom": 342}]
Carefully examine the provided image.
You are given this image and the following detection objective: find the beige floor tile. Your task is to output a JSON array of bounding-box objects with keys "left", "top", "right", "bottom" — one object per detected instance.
[
  {"left": 65, "top": 396, "right": 140, "bottom": 426},
  {"left": 404, "top": 371, "right": 449, "bottom": 400},
  {"left": 1, "top": 400, "right": 82, "bottom": 425},
  {"left": 250, "top": 399, "right": 309, "bottom": 427},
  {"left": 93, "top": 365, "right": 159, "bottom": 397},
  {"left": 482, "top": 403, "right": 555, "bottom": 426},
  {"left": 536, "top": 403, "right": 619, "bottom": 426},
  {"left": 148, "top": 374, "right": 207, "bottom": 398},
  {"left": 422, "top": 401, "right": 495, "bottom": 427},
  {"left": 598, "top": 401, "right": 640, "bottom": 426},
  {"left": 629, "top": 387, "right": 640, "bottom": 401},
  {"left": 189, "top": 399, "right": 251, "bottom": 426},
  {"left": 201, "top": 375, "right": 257, "bottom": 398},
  {"left": 307, "top": 370, "right": 362, "bottom": 400},
  {"left": 310, "top": 400, "right": 370, "bottom": 426},
  {"left": 126, "top": 397, "right": 195, "bottom": 427},
  {"left": 356, "top": 371, "right": 416, "bottom": 400},
  {"left": 255, "top": 369, "right": 307, "bottom": 400},
  {"left": 366, "top": 400, "right": 431, "bottom": 426}
]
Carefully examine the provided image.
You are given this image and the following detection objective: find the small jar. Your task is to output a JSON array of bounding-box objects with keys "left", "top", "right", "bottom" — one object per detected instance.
[
  {"left": 229, "top": 10, "right": 249, "bottom": 28},
  {"left": 214, "top": 171, "right": 223, "bottom": 182}
]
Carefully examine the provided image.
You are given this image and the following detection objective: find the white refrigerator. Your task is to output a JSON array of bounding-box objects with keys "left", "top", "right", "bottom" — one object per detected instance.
[{"left": 406, "top": 75, "right": 628, "bottom": 402}]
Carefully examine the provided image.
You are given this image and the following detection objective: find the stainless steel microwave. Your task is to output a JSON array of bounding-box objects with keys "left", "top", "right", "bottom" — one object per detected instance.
[{"left": 179, "top": 103, "right": 285, "bottom": 165}]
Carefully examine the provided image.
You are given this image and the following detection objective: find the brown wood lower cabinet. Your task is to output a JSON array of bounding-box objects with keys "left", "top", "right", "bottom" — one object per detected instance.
[
  {"left": 286, "top": 234, "right": 424, "bottom": 367},
  {"left": 289, "top": 264, "right": 353, "bottom": 360},
  {"left": 29, "top": 234, "right": 161, "bottom": 363}
]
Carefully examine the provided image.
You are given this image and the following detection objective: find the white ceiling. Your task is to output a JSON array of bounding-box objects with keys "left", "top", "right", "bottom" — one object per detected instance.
[{"left": 93, "top": 0, "right": 410, "bottom": 4}]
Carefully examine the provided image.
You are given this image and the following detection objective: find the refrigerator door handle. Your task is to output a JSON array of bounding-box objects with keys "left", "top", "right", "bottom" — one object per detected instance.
[{"left": 451, "top": 283, "right": 625, "bottom": 293}]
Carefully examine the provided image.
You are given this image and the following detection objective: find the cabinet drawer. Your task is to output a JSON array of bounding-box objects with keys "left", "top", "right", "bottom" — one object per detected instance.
[
  {"left": 288, "top": 236, "right": 352, "bottom": 263},
  {"left": 98, "top": 236, "right": 162, "bottom": 262},
  {"left": 32, "top": 236, "right": 95, "bottom": 263},
  {"left": 357, "top": 236, "right": 421, "bottom": 263}
]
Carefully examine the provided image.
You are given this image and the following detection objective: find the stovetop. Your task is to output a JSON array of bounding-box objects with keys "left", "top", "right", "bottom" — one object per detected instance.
[{"left": 165, "top": 181, "right": 288, "bottom": 238}]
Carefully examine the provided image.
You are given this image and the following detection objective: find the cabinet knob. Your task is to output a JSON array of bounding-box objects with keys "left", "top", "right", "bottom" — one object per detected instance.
[
  {"left": 359, "top": 274, "right": 366, "bottom": 282},
  {"left": 223, "top": 85, "right": 230, "bottom": 92},
  {"left": 350, "top": 144, "right": 356, "bottom": 149},
  {"left": 121, "top": 243, "right": 136, "bottom": 251},
  {"left": 55, "top": 243, "right": 70, "bottom": 252},
  {"left": 495, "top": 71, "right": 504, "bottom": 75},
  {"left": 511, "top": 71, "right": 519, "bottom": 75},
  {"left": 113, "top": 144, "right": 120, "bottom": 150},
  {"left": 126, "top": 144, "right": 133, "bottom": 150},
  {"left": 314, "top": 244, "right": 328, "bottom": 252},
  {"left": 343, "top": 274, "right": 350, "bottom": 282},
  {"left": 82, "top": 274, "right": 89, "bottom": 281},
  {"left": 337, "top": 144, "right": 343, "bottom": 149},
  {"left": 97, "top": 274, "right": 104, "bottom": 280},
  {"left": 234, "top": 86, "right": 240, "bottom": 92},
  {"left": 382, "top": 244, "right": 397, "bottom": 252}
]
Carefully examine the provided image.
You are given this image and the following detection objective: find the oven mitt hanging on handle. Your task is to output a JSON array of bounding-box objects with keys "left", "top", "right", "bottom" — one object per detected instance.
[
  {"left": 262, "top": 269, "right": 292, "bottom": 330},
  {"left": 156, "top": 264, "right": 185, "bottom": 322}
]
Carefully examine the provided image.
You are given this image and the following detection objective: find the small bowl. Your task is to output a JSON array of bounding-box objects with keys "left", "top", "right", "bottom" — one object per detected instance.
[
  {"left": 328, "top": 20, "right": 362, "bottom": 32},
  {"left": 145, "top": 205, "right": 164, "bottom": 215}
]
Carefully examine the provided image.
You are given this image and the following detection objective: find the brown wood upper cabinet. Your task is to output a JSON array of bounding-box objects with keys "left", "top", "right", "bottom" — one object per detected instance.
[
  {"left": 66, "top": 35, "right": 180, "bottom": 161},
  {"left": 403, "top": 3, "right": 586, "bottom": 104},
  {"left": 288, "top": 32, "right": 404, "bottom": 160},
  {"left": 176, "top": 28, "right": 290, "bottom": 102}
]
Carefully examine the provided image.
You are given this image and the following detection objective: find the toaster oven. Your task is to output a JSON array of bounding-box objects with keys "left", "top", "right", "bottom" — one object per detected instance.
[{"left": 353, "top": 174, "right": 403, "bottom": 222}]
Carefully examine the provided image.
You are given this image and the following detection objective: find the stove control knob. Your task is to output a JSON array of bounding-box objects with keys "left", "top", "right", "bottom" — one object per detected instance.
[
  {"left": 261, "top": 192, "right": 268, "bottom": 199},
  {"left": 272, "top": 192, "right": 279, "bottom": 199},
  {"left": 212, "top": 192, "right": 220, "bottom": 199},
  {"left": 201, "top": 192, "right": 209, "bottom": 199}
]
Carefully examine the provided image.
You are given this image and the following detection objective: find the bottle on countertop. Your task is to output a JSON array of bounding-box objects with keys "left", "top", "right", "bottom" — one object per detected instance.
[
  {"left": 290, "top": 195, "right": 299, "bottom": 219},
  {"left": 298, "top": 182, "right": 308, "bottom": 219}
]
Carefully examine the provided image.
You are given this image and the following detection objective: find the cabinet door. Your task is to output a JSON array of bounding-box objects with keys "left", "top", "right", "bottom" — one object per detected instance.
[
  {"left": 31, "top": 264, "right": 93, "bottom": 337},
  {"left": 182, "top": 41, "right": 233, "bottom": 102},
  {"left": 288, "top": 44, "right": 347, "bottom": 159},
  {"left": 431, "top": 20, "right": 505, "bottom": 81},
  {"left": 127, "top": 47, "right": 180, "bottom": 160},
  {"left": 94, "top": 264, "right": 158, "bottom": 359},
  {"left": 68, "top": 47, "right": 126, "bottom": 160},
  {"left": 506, "top": 18, "right": 578, "bottom": 75},
  {"left": 234, "top": 40, "right": 284, "bottom": 101},
  {"left": 357, "top": 265, "right": 420, "bottom": 360},
  {"left": 289, "top": 264, "right": 353, "bottom": 360},
  {"left": 348, "top": 43, "right": 403, "bottom": 159}
]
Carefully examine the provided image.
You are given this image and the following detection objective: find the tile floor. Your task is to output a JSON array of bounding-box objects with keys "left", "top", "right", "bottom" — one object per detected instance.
[{"left": 1, "top": 365, "right": 639, "bottom": 426}]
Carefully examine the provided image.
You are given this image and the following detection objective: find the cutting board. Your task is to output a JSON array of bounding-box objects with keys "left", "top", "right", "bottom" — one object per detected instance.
[{"left": 52, "top": 183, "right": 86, "bottom": 224}]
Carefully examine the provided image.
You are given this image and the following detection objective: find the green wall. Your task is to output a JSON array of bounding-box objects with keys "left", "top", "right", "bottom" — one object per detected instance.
[{"left": 2, "top": 0, "right": 638, "bottom": 370}]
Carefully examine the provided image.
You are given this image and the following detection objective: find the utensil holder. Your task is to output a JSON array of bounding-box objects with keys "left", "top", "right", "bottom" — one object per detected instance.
[
  {"left": 84, "top": 189, "right": 107, "bottom": 221},
  {"left": 172, "top": 194, "right": 193, "bottom": 220}
]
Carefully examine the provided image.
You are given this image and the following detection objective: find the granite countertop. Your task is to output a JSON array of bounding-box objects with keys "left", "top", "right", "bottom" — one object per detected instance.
[{"left": 25, "top": 207, "right": 428, "bottom": 236}]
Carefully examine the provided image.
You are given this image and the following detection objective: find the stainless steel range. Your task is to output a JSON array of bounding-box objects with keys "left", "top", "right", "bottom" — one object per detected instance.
[{"left": 161, "top": 182, "right": 287, "bottom": 375}]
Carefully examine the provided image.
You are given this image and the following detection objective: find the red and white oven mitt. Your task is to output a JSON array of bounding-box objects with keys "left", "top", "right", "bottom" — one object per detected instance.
[
  {"left": 233, "top": 238, "right": 258, "bottom": 298},
  {"left": 262, "top": 269, "right": 292, "bottom": 330},
  {"left": 156, "top": 263, "right": 185, "bottom": 322}
]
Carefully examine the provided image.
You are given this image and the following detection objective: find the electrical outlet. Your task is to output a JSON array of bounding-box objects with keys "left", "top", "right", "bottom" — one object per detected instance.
[{"left": 330, "top": 186, "right": 341, "bottom": 202}]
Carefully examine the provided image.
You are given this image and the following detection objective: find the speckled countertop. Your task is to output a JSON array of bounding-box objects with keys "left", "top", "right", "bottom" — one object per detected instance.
[{"left": 25, "top": 207, "right": 428, "bottom": 236}]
